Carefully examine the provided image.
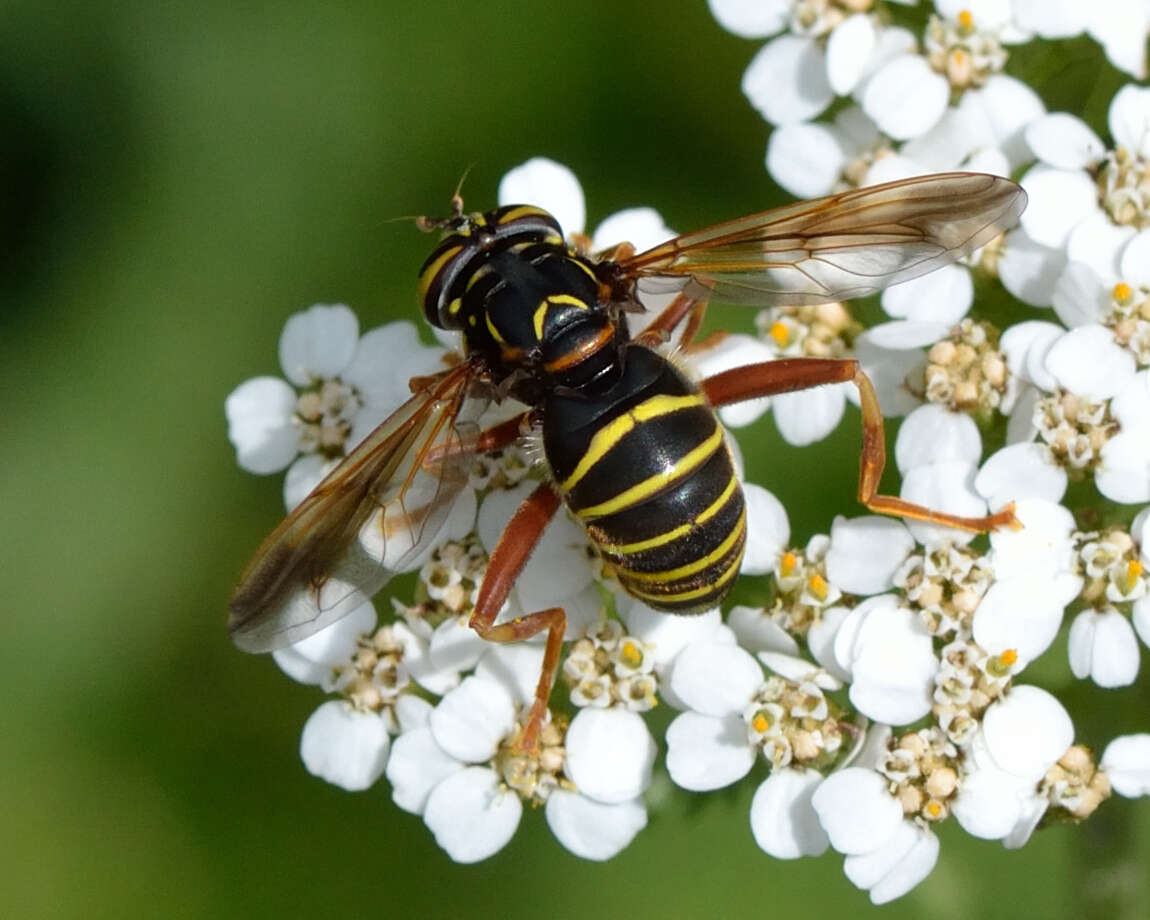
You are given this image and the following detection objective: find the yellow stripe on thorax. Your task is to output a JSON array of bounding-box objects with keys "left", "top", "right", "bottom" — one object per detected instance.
[
  {"left": 574, "top": 424, "right": 722, "bottom": 520},
  {"left": 619, "top": 507, "right": 746, "bottom": 584},
  {"left": 532, "top": 294, "right": 588, "bottom": 341},
  {"left": 560, "top": 393, "right": 706, "bottom": 493}
]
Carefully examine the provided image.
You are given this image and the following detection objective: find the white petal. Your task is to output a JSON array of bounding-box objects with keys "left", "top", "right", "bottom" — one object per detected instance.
[
  {"left": 826, "top": 14, "right": 875, "bottom": 96},
  {"left": 825, "top": 515, "right": 915, "bottom": 596},
  {"left": 1000, "top": 319, "right": 1065, "bottom": 389},
  {"left": 665, "top": 711, "right": 756, "bottom": 791},
  {"left": 515, "top": 507, "right": 595, "bottom": 610},
  {"left": 811, "top": 767, "right": 902, "bottom": 855},
  {"left": 1068, "top": 608, "right": 1140, "bottom": 687},
  {"left": 973, "top": 573, "right": 1078, "bottom": 665},
  {"left": 1045, "top": 325, "right": 1136, "bottom": 399},
  {"left": 983, "top": 685, "right": 1074, "bottom": 780},
  {"left": 1014, "top": 0, "right": 1087, "bottom": 37},
  {"left": 282, "top": 453, "right": 331, "bottom": 511},
  {"left": 386, "top": 727, "right": 463, "bottom": 814},
  {"left": 621, "top": 601, "right": 722, "bottom": 667},
  {"left": 429, "top": 618, "right": 488, "bottom": 676},
  {"left": 772, "top": 384, "right": 848, "bottom": 446},
  {"left": 475, "top": 642, "right": 547, "bottom": 709},
  {"left": 901, "top": 461, "right": 986, "bottom": 548},
  {"left": 1119, "top": 230, "right": 1150, "bottom": 286},
  {"left": 971, "top": 76, "right": 1046, "bottom": 167},
  {"left": 1098, "top": 432, "right": 1150, "bottom": 503},
  {"left": 498, "top": 157, "right": 586, "bottom": 235},
  {"left": 1093, "top": 10, "right": 1150, "bottom": 83},
  {"left": 952, "top": 764, "right": 1028, "bottom": 839},
  {"left": 225, "top": 376, "right": 299, "bottom": 474},
  {"left": 1110, "top": 85, "right": 1150, "bottom": 155},
  {"left": 861, "top": 56, "right": 948, "bottom": 140},
  {"left": 974, "top": 443, "right": 1067, "bottom": 510},
  {"left": 847, "top": 602, "right": 938, "bottom": 724},
  {"left": 1052, "top": 261, "right": 1113, "bottom": 329},
  {"left": 742, "top": 35, "right": 834, "bottom": 126},
  {"left": 707, "top": 0, "right": 788, "bottom": 38},
  {"left": 670, "top": 641, "right": 762, "bottom": 715},
  {"left": 1025, "top": 113, "right": 1104, "bottom": 169},
  {"left": 591, "top": 207, "right": 675, "bottom": 253},
  {"left": 895, "top": 404, "right": 982, "bottom": 472},
  {"left": 881, "top": 264, "right": 972, "bottom": 324},
  {"left": 300, "top": 702, "right": 390, "bottom": 792},
  {"left": 740, "top": 483, "right": 790, "bottom": 575},
  {"left": 844, "top": 822, "right": 938, "bottom": 905},
  {"left": 272, "top": 601, "right": 376, "bottom": 685},
  {"left": 727, "top": 605, "right": 800, "bottom": 656},
  {"left": 808, "top": 605, "right": 854, "bottom": 682},
  {"left": 766, "top": 122, "right": 846, "bottom": 198},
  {"left": 278, "top": 304, "right": 358, "bottom": 386},
  {"left": 394, "top": 694, "right": 433, "bottom": 733},
  {"left": 424, "top": 766, "right": 522, "bottom": 863},
  {"left": 545, "top": 790, "right": 647, "bottom": 860},
  {"left": 689, "top": 334, "right": 775, "bottom": 428},
  {"left": 999, "top": 229, "right": 1066, "bottom": 307},
  {"left": 749, "top": 768, "right": 829, "bottom": 859},
  {"left": 429, "top": 675, "right": 516, "bottom": 764},
  {"left": 1101, "top": 734, "right": 1150, "bottom": 796},
  {"left": 564, "top": 707, "right": 656, "bottom": 803},
  {"left": 1065, "top": 213, "right": 1135, "bottom": 281},
  {"left": 344, "top": 321, "right": 445, "bottom": 407},
  {"left": 1019, "top": 165, "right": 1100, "bottom": 250}
]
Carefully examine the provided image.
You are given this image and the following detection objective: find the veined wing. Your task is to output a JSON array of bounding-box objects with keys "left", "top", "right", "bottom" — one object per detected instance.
[
  {"left": 228, "top": 362, "right": 484, "bottom": 653},
  {"left": 620, "top": 172, "right": 1026, "bottom": 306}
]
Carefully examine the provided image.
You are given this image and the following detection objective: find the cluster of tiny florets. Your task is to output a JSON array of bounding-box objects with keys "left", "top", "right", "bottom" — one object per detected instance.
[
  {"left": 894, "top": 543, "right": 994, "bottom": 638},
  {"left": 921, "top": 320, "right": 1008, "bottom": 416},
  {"left": 879, "top": 728, "right": 960, "bottom": 823},
  {"left": 925, "top": 12, "right": 1007, "bottom": 91},
  {"left": 744, "top": 675, "right": 845, "bottom": 769},
  {"left": 564, "top": 619, "right": 658, "bottom": 712}
]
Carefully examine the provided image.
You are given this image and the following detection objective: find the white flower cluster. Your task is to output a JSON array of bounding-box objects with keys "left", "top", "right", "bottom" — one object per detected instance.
[{"left": 227, "top": 136, "right": 1150, "bottom": 900}]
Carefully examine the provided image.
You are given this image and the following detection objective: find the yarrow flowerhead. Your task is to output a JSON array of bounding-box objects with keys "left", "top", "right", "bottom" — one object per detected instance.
[{"left": 226, "top": 129, "right": 1150, "bottom": 903}]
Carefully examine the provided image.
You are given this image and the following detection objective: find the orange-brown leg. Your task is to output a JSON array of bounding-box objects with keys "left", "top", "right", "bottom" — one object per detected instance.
[
  {"left": 702, "top": 357, "right": 1019, "bottom": 533},
  {"left": 635, "top": 292, "right": 712, "bottom": 347},
  {"left": 469, "top": 481, "right": 567, "bottom": 752}
]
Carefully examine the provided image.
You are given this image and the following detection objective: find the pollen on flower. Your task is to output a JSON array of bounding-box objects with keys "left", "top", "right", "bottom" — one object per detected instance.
[
  {"left": 416, "top": 536, "right": 488, "bottom": 619},
  {"left": 563, "top": 620, "right": 658, "bottom": 712},
  {"left": 925, "top": 12, "right": 1007, "bottom": 91},
  {"left": 294, "top": 378, "right": 360, "bottom": 457},
  {"left": 1102, "top": 281, "right": 1150, "bottom": 365},
  {"left": 1041, "top": 745, "right": 1111, "bottom": 821},
  {"left": 1033, "top": 390, "right": 1118, "bottom": 475},
  {"left": 933, "top": 640, "right": 1013, "bottom": 745},
  {"left": 790, "top": 0, "right": 873, "bottom": 38},
  {"left": 1098, "top": 147, "right": 1150, "bottom": 230},
  {"left": 880, "top": 728, "right": 959, "bottom": 823},
  {"left": 755, "top": 302, "right": 860, "bottom": 360},
  {"left": 497, "top": 715, "right": 570, "bottom": 806},
  {"left": 1078, "top": 529, "right": 1147, "bottom": 605},
  {"left": 330, "top": 624, "right": 411, "bottom": 723},
  {"left": 765, "top": 536, "right": 842, "bottom": 636},
  {"left": 921, "top": 320, "right": 1008, "bottom": 416},
  {"left": 742, "top": 676, "right": 843, "bottom": 769},
  {"left": 894, "top": 542, "right": 993, "bottom": 638},
  {"left": 469, "top": 444, "right": 534, "bottom": 491}
]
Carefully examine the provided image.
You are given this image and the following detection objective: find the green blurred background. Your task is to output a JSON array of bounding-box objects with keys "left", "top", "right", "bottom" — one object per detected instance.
[{"left": 2, "top": 1, "right": 1147, "bottom": 917}]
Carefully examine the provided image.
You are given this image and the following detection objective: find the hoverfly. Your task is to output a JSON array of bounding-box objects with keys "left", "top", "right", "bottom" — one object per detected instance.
[{"left": 229, "top": 172, "right": 1025, "bottom": 750}]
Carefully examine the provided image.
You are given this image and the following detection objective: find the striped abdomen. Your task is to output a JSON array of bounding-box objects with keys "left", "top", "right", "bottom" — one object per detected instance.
[{"left": 543, "top": 345, "right": 746, "bottom": 613}]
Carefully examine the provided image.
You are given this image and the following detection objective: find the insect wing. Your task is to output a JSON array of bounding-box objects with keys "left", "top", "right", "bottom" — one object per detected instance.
[
  {"left": 619, "top": 172, "right": 1026, "bottom": 306},
  {"left": 228, "top": 364, "right": 484, "bottom": 653}
]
